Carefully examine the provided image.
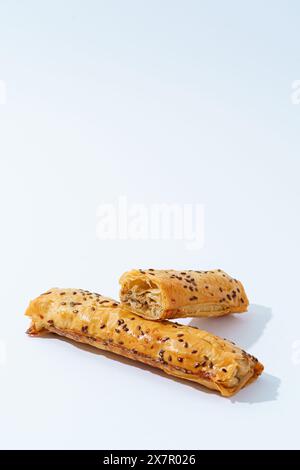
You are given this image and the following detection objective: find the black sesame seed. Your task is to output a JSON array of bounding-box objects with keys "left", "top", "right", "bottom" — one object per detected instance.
[
  {"left": 191, "top": 350, "right": 198, "bottom": 354},
  {"left": 178, "top": 357, "right": 183, "bottom": 363}
]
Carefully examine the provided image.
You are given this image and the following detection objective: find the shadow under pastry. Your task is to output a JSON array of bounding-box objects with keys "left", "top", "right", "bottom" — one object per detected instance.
[{"left": 188, "top": 304, "right": 272, "bottom": 350}]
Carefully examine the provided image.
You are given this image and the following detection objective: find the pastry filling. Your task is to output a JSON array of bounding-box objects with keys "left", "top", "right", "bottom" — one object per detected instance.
[{"left": 121, "top": 279, "right": 162, "bottom": 319}]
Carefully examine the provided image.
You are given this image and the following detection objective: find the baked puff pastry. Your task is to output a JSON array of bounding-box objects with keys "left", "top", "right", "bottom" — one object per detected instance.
[
  {"left": 25, "top": 288, "right": 262, "bottom": 397},
  {"left": 119, "top": 269, "right": 249, "bottom": 320}
]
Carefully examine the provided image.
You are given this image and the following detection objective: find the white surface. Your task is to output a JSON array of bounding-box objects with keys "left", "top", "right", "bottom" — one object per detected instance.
[{"left": 0, "top": 1, "right": 300, "bottom": 450}]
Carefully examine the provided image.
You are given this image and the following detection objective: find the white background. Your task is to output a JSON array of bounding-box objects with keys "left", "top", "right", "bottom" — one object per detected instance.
[{"left": 1, "top": 1, "right": 300, "bottom": 450}]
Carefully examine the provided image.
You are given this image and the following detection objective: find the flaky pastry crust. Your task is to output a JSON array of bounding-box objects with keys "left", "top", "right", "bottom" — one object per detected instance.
[
  {"left": 119, "top": 269, "right": 249, "bottom": 320},
  {"left": 25, "top": 288, "right": 262, "bottom": 397}
]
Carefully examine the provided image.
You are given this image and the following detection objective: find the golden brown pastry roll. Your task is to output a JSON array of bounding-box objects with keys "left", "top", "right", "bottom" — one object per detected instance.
[
  {"left": 119, "top": 269, "right": 249, "bottom": 320},
  {"left": 25, "top": 288, "right": 262, "bottom": 397}
]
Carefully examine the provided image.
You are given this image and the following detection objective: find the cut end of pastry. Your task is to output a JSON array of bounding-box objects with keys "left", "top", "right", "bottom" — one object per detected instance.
[{"left": 120, "top": 274, "right": 163, "bottom": 319}]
